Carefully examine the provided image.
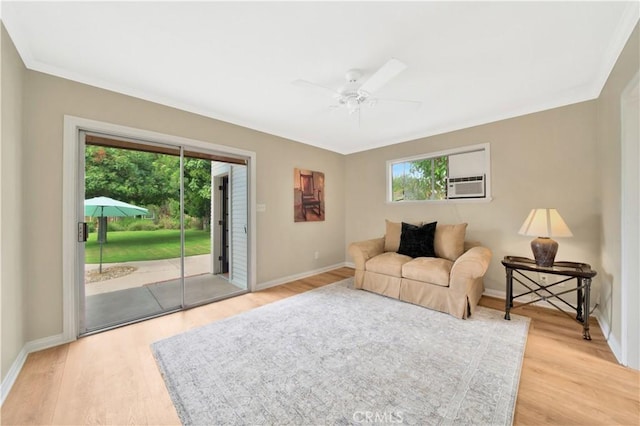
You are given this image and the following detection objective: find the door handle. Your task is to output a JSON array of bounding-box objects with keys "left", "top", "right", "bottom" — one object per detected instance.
[{"left": 78, "top": 222, "right": 88, "bottom": 242}]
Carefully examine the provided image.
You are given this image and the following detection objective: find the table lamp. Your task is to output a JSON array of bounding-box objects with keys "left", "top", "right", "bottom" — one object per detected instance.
[{"left": 518, "top": 208, "right": 573, "bottom": 267}]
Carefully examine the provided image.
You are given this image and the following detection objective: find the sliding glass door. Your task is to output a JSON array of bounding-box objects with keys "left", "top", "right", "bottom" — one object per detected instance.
[
  {"left": 78, "top": 132, "right": 248, "bottom": 335},
  {"left": 182, "top": 157, "right": 247, "bottom": 306}
]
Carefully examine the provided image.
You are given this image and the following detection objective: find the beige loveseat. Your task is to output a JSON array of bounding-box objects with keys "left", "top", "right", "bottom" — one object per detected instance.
[{"left": 348, "top": 221, "right": 492, "bottom": 319}]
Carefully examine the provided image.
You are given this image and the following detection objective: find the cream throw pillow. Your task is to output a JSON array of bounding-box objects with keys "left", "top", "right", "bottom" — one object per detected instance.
[
  {"left": 384, "top": 220, "right": 403, "bottom": 252},
  {"left": 384, "top": 219, "right": 420, "bottom": 252},
  {"left": 434, "top": 223, "right": 468, "bottom": 261}
]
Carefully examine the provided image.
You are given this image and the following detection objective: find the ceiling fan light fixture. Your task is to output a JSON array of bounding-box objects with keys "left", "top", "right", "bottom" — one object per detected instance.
[{"left": 345, "top": 96, "right": 360, "bottom": 113}]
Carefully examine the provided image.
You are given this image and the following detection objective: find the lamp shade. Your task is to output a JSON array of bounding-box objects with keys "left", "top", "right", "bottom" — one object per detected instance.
[{"left": 518, "top": 208, "right": 573, "bottom": 238}]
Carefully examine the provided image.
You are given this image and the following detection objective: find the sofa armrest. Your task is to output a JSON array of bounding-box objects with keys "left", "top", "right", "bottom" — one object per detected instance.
[
  {"left": 348, "top": 238, "right": 385, "bottom": 270},
  {"left": 449, "top": 246, "right": 492, "bottom": 293}
]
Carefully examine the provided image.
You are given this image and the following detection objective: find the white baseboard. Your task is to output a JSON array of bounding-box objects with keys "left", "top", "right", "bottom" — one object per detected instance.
[
  {"left": 23, "top": 332, "right": 73, "bottom": 354},
  {"left": 484, "top": 288, "right": 623, "bottom": 364},
  {"left": 256, "top": 262, "right": 349, "bottom": 291},
  {"left": 0, "top": 346, "right": 28, "bottom": 406},
  {"left": 594, "top": 308, "right": 623, "bottom": 364},
  {"left": 482, "top": 288, "right": 506, "bottom": 300},
  {"left": 1, "top": 332, "right": 74, "bottom": 407}
]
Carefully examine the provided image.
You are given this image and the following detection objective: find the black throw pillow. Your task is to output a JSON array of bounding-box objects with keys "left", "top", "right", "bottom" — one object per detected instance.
[{"left": 397, "top": 221, "right": 437, "bottom": 258}]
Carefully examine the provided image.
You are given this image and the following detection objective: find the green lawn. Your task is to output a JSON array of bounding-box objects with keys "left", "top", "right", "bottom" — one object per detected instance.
[{"left": 85, "top": 229, "right": 211, "bottom": 263}]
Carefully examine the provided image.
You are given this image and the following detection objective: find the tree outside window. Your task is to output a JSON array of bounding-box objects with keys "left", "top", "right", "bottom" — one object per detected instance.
[{"left": 392, "top": 156, "right": 448, "bottom": 201}]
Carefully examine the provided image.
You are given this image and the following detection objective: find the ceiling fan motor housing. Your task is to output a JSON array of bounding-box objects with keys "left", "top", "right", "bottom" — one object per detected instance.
[
  {"left": 338, "top": 69, "right": 370, "bottom": 112},
  {"left": 345, "top": 69, "right": 362, "bottom": 83}
]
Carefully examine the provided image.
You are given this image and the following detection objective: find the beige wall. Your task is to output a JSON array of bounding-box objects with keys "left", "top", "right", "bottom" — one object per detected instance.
[
  {"left": 345, "top": 101, "right": 601, "bottom": 297},
  {"left": 21, "top": 70, "right": 345, "bottom": 341},
  {"left": 1, "top": 24, "right": 26, "bottom": 382},
  {"left": 596, "top": 23, "right": 639, "bottom": 347}
]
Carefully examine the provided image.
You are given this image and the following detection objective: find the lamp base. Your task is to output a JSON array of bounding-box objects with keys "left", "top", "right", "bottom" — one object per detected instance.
[{"left": 531, "top": 237, "right": 558, "bottom": 267}]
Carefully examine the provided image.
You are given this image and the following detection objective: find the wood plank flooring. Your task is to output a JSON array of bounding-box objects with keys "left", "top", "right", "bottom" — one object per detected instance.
[{"left": 2, "top": 267, "right": 638, "bottom": 425}]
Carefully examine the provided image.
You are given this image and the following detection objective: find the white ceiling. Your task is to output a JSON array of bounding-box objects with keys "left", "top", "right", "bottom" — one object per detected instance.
[{"left": 2, "top": 1, "right": 638, "bottom": 154}]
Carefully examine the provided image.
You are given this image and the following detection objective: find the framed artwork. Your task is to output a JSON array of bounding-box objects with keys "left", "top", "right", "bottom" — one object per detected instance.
[{"left": 294, "top": 168, "right": 325, "bottom": 222}]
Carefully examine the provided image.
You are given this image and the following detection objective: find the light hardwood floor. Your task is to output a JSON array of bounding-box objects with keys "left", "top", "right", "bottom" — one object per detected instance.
[{"left": 1, "top": 267, "right": 638, "bottom": 425}]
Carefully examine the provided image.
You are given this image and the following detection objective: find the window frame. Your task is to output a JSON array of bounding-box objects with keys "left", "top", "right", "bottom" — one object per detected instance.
[{"left": 386, "top": 142, "right": 492, "bottom": 204}]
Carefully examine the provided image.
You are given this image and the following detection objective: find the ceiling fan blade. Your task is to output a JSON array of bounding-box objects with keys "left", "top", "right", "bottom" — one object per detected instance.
[
  {"left": 292, "top": 79, "right": 338, "bottom": 96},
  {"left": 359, "top": 58, "right": 407, "bottom": 95},
  {"left": 375, "top": 97, "right": 422, "bottom": 109}
]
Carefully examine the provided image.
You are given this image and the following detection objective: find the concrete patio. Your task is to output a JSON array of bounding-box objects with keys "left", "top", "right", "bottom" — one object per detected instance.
[
  {"left": 85, "top": 254, "right": 212, "bottom": 295},
  {"left": 83, "top": 255, "right": 245, "bottom": 332}
]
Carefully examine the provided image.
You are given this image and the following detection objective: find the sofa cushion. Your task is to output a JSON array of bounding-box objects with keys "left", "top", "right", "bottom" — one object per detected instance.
[
  {"left": 397, "top": 221, "right": 437, "bottom": 258},
  {"left": 384, "top": 220, "right": 402, "bottom": 252},
  {"left": 434, "top": 223, "right": 468, "bottom": 261},
  {"left": 402, "top": 257, "right": 453, "bottom": 287},
  {"left": 366, "top": 252, "right": 413, "bottom": 277}
]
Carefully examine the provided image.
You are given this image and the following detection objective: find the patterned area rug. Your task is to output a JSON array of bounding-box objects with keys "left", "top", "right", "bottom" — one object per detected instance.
[{"left": 152, "top": 278, "right": 529, "bottom": 425}]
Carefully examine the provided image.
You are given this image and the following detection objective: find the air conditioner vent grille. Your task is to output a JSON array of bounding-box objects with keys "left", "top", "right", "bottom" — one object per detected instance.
[
  {"left": 448, "top": 175, "right": 484, "bottom": 183},
  {"left": 447, "top": 175, "right": 486, "bottom": 199}
]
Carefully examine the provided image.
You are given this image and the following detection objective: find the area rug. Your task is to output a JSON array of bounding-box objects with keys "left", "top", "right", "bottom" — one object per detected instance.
[{"left": 151, "top": 278, "right": 529, "bottom": 425}]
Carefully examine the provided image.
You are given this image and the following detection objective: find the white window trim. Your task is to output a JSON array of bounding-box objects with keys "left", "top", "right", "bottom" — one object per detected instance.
[{"left": 386, "top": 142, "right": 492, "bottom": 204}]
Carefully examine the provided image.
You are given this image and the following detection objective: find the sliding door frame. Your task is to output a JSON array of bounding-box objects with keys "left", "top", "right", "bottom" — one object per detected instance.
[{"left": 63, "top": 115, "right": 257, "bottom": 340}]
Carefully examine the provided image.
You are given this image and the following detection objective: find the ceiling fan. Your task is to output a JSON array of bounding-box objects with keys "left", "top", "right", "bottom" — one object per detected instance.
[{"left": 293, "top": 58, "right": 421, "bottom": 117}]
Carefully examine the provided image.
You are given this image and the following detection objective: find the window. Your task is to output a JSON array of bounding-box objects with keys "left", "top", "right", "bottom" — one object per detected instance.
[
  {"left": 391, "top": 155, "right": 449, "bottom": 201},
  {"left": 387, "top": 143, "right": 490, "bottom": 203}
]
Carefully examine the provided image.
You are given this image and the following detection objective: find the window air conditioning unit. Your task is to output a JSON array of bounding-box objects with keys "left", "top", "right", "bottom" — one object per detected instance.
[{"left": 447, "top": 175, "right": 485, "bottom": 199}]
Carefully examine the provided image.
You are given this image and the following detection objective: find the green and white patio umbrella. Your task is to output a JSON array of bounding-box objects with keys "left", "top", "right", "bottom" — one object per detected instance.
[{"left": 84, "top": 196, "right": 149, "bottom": 272}]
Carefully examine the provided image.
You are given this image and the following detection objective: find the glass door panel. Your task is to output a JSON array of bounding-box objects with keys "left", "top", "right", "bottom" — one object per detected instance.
[
  {"left": 183, "top": 157, "right": 247, "bottom": 306},
  {"left": 81, "top": 139, "right": 182, "bottom": 334}
]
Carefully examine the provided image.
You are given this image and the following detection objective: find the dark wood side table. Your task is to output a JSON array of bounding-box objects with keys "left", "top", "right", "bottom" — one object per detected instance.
[{"left": 502, "top": 256, "right": 597, "bottom": 340}]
